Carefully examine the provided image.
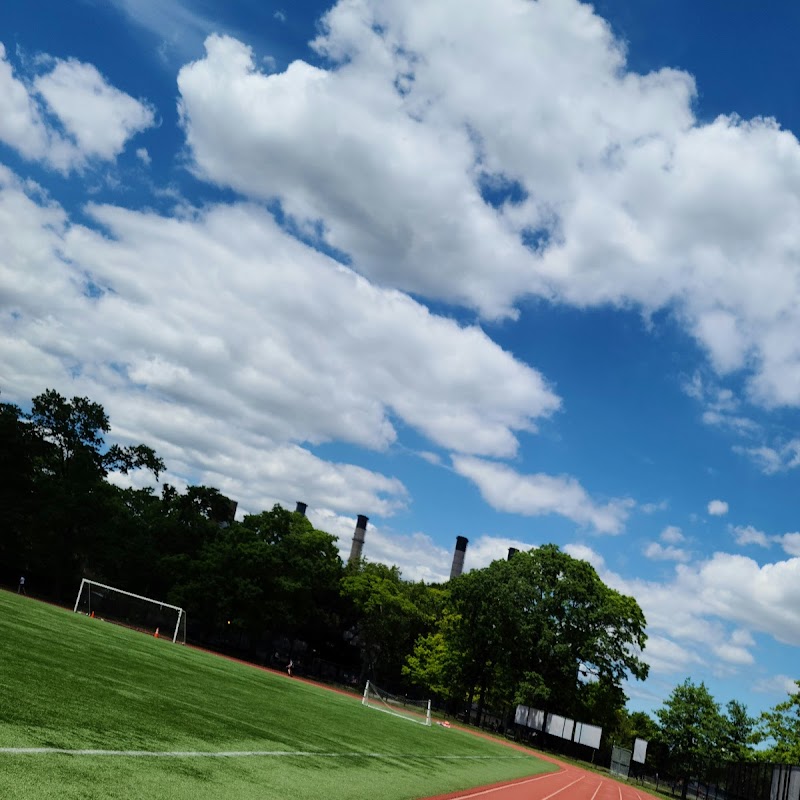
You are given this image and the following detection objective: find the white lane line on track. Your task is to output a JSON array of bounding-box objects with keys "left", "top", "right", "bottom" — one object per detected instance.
[
  {"left": 0, "top": 748, "right": 533, "bottom": 759},
  {"left": 589, "top": 781, "right": 603, "bottom": 800},
  {"left": 452, "top": 771, "right": 583, "bottom": 800}
]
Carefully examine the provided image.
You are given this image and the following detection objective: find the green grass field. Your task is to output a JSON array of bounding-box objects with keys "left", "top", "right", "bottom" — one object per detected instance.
[{"left": 0, "top": 590, "right": 554, "bottom": 799}]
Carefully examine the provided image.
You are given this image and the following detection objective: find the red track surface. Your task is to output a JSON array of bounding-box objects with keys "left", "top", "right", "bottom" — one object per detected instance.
[{"left": 423, "top": 759, "right": 659, "bottom": 800}]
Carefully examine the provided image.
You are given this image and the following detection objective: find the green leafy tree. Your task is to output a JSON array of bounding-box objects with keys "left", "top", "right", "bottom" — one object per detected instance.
[
  {"left": 403, "top": 620, "right": 463, "bottom": 701},
  {"left": 25, "top": 389, "right": 163, "bottom": 597},
  {"left": 0, "top": 400, "right": 38, "bottom": 579},
  {"left": 760, "top": 680, "right": 800, "bottom": 764},
  {"left": 239, "top": 505, "right": 343, "bottom": 641},
  {"left": 30, "top": 389, "right": 162, "bottom": 479},
  {"left": 406, "top": 545, "right": 648, "bottom": 726},
  {"left": 656, "top": 679, "right": 725, "bottom": 798},
  {"left": 169, "top": 503, "right": 343, "bottom": 648},
  {"left": 722, "top": 699, "right": 760, "bottom": 761},
  {"left": 341, "top": 561, "right": 435, "bottom": 686}
]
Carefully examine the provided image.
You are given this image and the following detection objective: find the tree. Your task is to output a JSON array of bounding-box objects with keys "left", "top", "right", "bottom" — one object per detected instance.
[
  {"left": 29, "top": 389, "right": 162, "bottom": 479},
  {"left": 760, "top": 680, "right": 800, "bottom": 764},
  {"left": 341, "top": 561, "right": 434, "bottom": 686},
  {"left": 403, "top": 617, "right": 463, "bottom": 701},
  {"left": 0, "top": 400, "right": 38, "bottom": 580},
  {"left": 166, "top": 503, "right": 343, "bottom": 651},
  {"left": 405, "top": 545, "right": 648, "bottom": 726},
  {"left": 25, "top": 389, "right": 163, "bottom": 598},
  {"left": 656, "top": 679, "right": 725, "bottom": 798},
  {"left": 722, "top": 699, "right": 760, "bottom": 761}
]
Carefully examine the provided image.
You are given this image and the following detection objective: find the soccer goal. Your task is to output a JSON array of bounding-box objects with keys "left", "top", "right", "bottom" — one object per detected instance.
[
  {"left": 362, "top": 680, "right": 432, "bottom": 726},
  {"left": 73, "top": 579, "right": 187, "bottom": 644}
]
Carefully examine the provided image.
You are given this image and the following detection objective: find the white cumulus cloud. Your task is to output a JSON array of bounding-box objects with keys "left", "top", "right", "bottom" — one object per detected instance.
[
  {"left": 0, "top": 44, "right": 154, "bottom": 172},
  {"left": 170, "top": 0, "right": 800, "bottom": 411},
  {"left": 644, "top": 541, "right": 691, "bottom": 562},
  {"left": 708, "top": 499, "right": 729, "bottom": 516},
  {"left": 0, "top": 165, "right": 559, "bottom": 521},
  {"left": 731, "top": 524, "right": 770, "bottom": 548},
  {"left": 451, "top": 455, "right": 633, "bottom": 534}
]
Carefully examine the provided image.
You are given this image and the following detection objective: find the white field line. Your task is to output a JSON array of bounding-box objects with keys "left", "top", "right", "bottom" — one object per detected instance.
[
  {"left": 0, "top": 748, "right": 535, "bottom": 759},
  {"left": 590, "top": 781, "right": 603, "bottom": 800},
  {"left": 452, "top": 772, "right": 582, "bottom": 800}
]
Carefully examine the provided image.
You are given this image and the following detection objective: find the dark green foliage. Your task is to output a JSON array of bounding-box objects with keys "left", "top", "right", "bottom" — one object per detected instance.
[
  {"left": 656, "top": 678, "right": 726, "bottom": 798},
  {"left": 759, "top": 680, "right": 800, "bottom": 763},
  {"left": 341, "top": 561, "right": 440, "bottom": 685},
  {"left": 722, "top": 699, "right": 761, "bottom": 760},
  {"left": 404, "top": 544, "right": 648, "bottom": 726},
  {"left": 1, "top": 390, "right": 162, "bottom": 598}
]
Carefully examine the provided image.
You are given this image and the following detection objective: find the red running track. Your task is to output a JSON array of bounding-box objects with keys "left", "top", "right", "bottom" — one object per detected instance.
[{"left": 424, "top": 759, "right": 660, "bottom": 800}]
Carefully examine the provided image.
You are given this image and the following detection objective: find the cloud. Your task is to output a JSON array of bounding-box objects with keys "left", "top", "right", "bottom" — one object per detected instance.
[
  {"left": 641, "top": 500, "right": 668, "bottom": 515},
  {"left": 563, "top": 543, "right": 606, "bottom": 570},
  {"left": 713, "top": 643, "right": 754, "bottom": 666},
  {"left": 34, "top": 59, "right": 155, "bottom": 161},
  {"left": 136, "top": 147, "right": 151, "bottom": 166},
  {"left": 685, "top": 375, "right": 761, "bottom": 436},
  {"left": 639, "top": 635, "right": 704, "bottom": 675},
  {"left": 632, "top": 553, "right": 800, "bottom": 649},
  {"left": 463, "top": 536, "right": 535, "bottom": 572},
  {"left": 660, "top": 525, "right": 685, "bottom": 544},
  {"left": 309, "top": 510, "right": 451, "bottom": 582},
  {"left": 708, "top": 499, "right": 729, "bottom": 516},
  {"left": 0, "top": 43, "right": 154, "bottom": 172},
  {"left": 177, "top": 33, "right": 536, "bottom": 318},
  {"left": 735, "top": 439, "right": 800, "bottom": 475},
  {"left": 644, "top": 541, "right": 691, "bottom": 562},
  {"left": 730, "top": 524, "right": 770, "bottom": 548},
  {"left": 579, "top": 546, "right": 800, "bottom": 682},
  {"left": 0, "top": 43, "right": 61, "bottom": 166},
  {"left": 107, "top": 0, "right": 222, "bottom": 63},
  {"left": 168, "top": 0, "right": 800, "bottom": 409},
  {"left": 0, "top": 165, "right": 559, "bottom": 521},
  {"left": 752, "top": 674, "right": 799, "bottom": 697},
  {"left": 777, "top": 533, "right": 800, "bottom": 557},
  {"left": 451, "top": 455, "right": 633, "bottom": 534}
]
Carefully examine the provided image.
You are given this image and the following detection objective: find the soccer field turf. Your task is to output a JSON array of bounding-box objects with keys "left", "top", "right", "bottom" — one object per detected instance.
[{"left": 0, "top": 590, "right": 554, "bottom": 799}]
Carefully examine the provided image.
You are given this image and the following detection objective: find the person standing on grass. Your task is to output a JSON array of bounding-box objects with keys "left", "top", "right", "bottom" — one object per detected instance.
[
  {"left": 287, "top": 659, "right": 294, "bottom": 677},
  {"left": 18, "top": 576, "right": 26, "bottom": 595}
]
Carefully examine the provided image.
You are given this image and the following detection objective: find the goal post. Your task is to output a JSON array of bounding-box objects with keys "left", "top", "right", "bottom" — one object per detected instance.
[
  {"left": 362, "top": 680, "right": 432, "bottom": 726},
  {"left": 73, "top": 579, "right": 187, "bottom": 644}
]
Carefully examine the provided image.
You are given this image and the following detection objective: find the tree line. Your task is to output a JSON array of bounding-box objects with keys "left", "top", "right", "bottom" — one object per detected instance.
[
  {"left": 2, "top": 389, "right": 798, "bottom": 769},
  {"left": 628, "top": 677, "right": 800, "bottom": 796}
]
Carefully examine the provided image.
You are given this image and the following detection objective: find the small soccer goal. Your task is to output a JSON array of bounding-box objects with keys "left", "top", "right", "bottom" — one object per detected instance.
[
  {"left": 362, "top": 680, "right": 432, "bottom": 726},
  {"left": 73, "top": 579, "right": 187, "bottom": 644}
]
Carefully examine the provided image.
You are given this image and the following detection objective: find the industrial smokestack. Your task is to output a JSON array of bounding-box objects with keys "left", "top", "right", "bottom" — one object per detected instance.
[
  {"left": 450, "top": 536, "right": 469, "bottom": 579},
  {"left": 507, "top": 547, "right": 519, "bottom": 560},
  {"left": 348, "top": 514, "right": 369, "bottom": 564},
  {"left": 295, "top": 501, "right": 308, "bottom": 517}
]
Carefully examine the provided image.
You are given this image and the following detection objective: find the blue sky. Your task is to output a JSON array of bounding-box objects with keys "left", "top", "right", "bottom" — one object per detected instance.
[{"left": 2, "top": 0, "right": 799, "bottom": 721}]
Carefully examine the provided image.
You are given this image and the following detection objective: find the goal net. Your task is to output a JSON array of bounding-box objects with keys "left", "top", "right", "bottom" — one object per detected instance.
[
  {"left": 73, "top": 579, "right": 187, "bottom": 644},
  {"left": 362, "top": 680, "right": 431, "bottom": 726}
]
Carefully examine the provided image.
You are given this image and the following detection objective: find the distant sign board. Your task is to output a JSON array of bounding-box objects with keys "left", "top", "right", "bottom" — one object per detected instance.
[
  {"left": 574, "top": 722, "right": 603, "bottom": 750},
  {"left": 633, "top": 738, "right": 648, "bottom": 764}
]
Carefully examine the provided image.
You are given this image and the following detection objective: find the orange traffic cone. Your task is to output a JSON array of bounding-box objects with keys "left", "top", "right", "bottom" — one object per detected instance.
[
  {"left": 90, "top": 611, "right": 95, "bottom": 618},
  {"left": 154, "top": 627, "right": 160, "bottom": 639}
]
